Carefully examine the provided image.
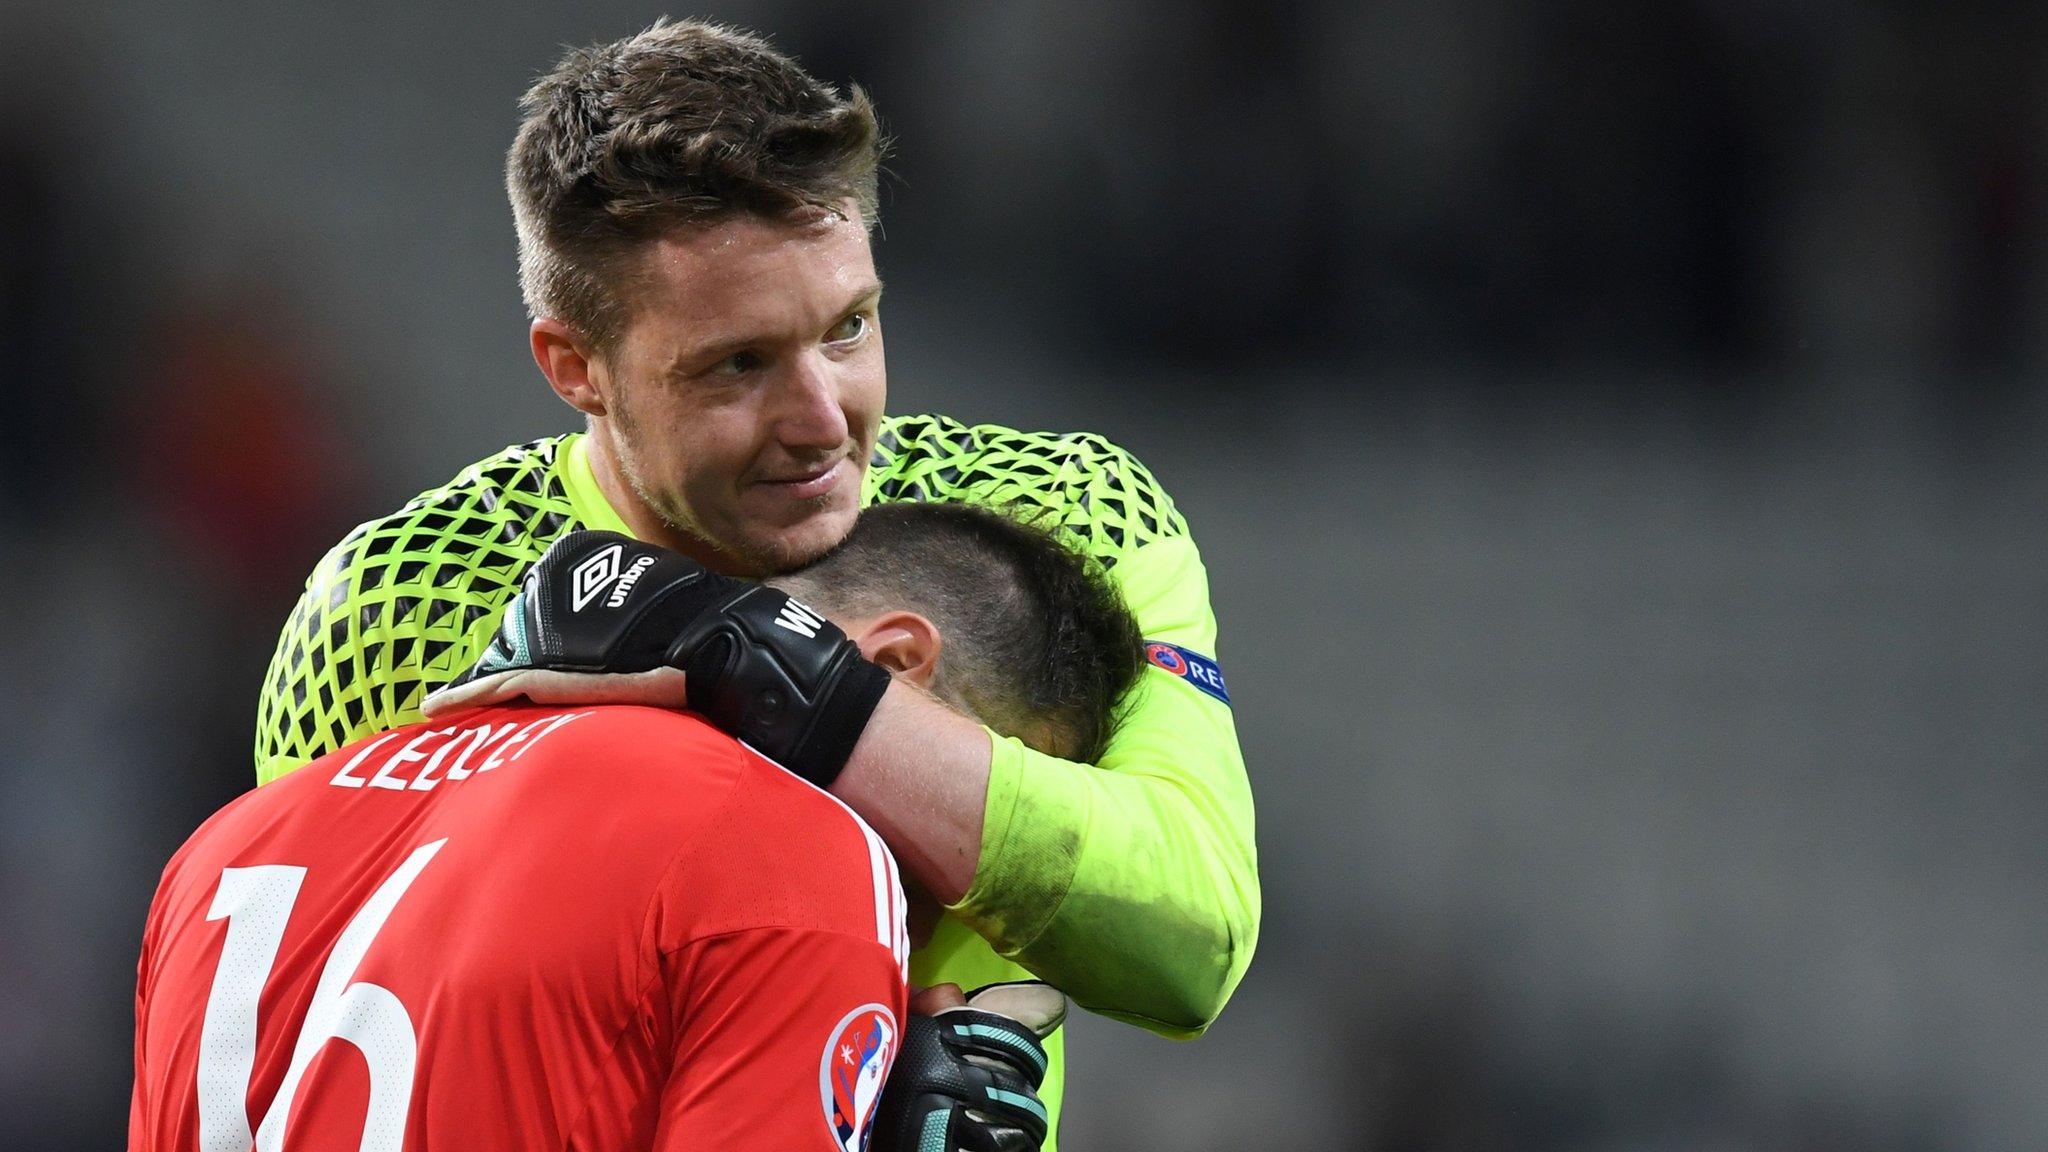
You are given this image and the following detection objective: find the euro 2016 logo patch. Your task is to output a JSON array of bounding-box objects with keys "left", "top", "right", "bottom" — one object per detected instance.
[
  {"left": 1145, "top": 642, "right": 1232, "bottom": 705},
  {"left": 821, "top": 1004, "right": 896, "bottom": 1152}
]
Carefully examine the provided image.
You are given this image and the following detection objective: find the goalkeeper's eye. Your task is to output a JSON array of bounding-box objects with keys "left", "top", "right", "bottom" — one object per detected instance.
[
  {"left": 825, "top": 312, "right": 870, "bottom": 345},
  {"left": 708, "top": 350, "right": 764, "bottom": 377}
]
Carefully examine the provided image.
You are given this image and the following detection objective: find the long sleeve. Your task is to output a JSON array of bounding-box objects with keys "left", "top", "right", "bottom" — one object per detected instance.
[
  {"left": 866, "top": 418, "right": 1260, "bottom": 1040},
  {"left": 950, "top": 532, "right": 1257, "bottom": 1037}
]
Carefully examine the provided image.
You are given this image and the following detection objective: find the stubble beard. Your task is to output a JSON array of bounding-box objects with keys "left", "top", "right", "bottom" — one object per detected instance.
[
  {"left": 614, "top": 439, "right": 850, "bottom": 578},
  {"left": 607, "top": 387, "right": 858, "bottom": 577},
  {"left": 652, "top": 484, "right": 845, "bottom": 577}
]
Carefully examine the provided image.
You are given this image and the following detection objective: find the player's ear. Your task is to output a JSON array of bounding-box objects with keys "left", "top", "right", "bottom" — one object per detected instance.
[
  {"left": 852, "top": 611, "right": 940, "bottom": 688},
  {"left": 531, "top": 318, "right": 609, "bottom": 418}
]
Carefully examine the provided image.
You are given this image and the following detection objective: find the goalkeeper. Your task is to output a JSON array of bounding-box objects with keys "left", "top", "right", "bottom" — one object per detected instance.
[{"left": 255, "top": 19, "right": 1258, "bottom": 1142}]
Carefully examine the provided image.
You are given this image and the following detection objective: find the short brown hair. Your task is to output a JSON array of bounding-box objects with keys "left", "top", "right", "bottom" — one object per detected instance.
[
  {"left": 773, "top": 503, "right": 1147, "bottom": 764},
  {"left": 507, "top": 19, "right": 884, "bottom": 350}
]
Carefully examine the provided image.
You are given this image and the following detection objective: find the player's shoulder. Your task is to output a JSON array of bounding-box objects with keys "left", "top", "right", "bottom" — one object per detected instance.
[
  {"left": 477, "top": 704, "right": 862, "bottom": 840},
  {"left": 307, "top": 434, "right": 580, "bottom": 601},
  {"left": 148, "top": 760, "right": 315, "bottom": 935},
  {"left": 255, "top": 707, "right": 759, "bottom": 868},
  {"left": 325, "top": 703, "right": 750, "bottom": 829},
  {"left": 259, "top": 706, "right": 753, "bottom": 847},
  {"left": 158, "top": 777, "right": 280, "bottom": 880},
  {"left": 649, "top": 732, "right": 901, "bottom": 946},
  {"left": 513, "top": 703, "right": 754, "bottom": 789},
  {"left": 474, "top": 703, "right": 902, "bottom": 950},
  {"left": 573, "top": 703, "right": 878, "bottom": 854},
  {"left": 259, "top": 436, "right": 586, "bottom": 772},
  {"left": 869, "top": 412, "right": 1189, "bottom": 564}
]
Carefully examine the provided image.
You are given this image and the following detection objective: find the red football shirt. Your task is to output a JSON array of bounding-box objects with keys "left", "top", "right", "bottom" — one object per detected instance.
[{"left": 130, "top": 704, "right": 909, "bottom": 1152}]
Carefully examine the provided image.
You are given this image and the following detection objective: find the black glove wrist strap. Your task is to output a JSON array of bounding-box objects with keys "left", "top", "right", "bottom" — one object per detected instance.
[
  {"left": 671, "top": 585, "right": 892, "bottom": 789},
  {"left": 787, "top": 656, "right": 890, "bottom": 787}
]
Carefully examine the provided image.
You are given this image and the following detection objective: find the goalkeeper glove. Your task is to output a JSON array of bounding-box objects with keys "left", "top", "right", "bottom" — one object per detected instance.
[
  {"left": 423, "top": 530, "right": 889, "bottom": 788},
  {"left": 876, "top": 983, "right": 1067, "bottom": 1152}
]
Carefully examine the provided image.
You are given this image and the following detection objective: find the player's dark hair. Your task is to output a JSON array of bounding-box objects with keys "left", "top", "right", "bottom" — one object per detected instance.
[
  {"left": 775, "top": 504, "right": 1145, "bottom": 764},
  {"left": 508, "top": 18, "right": 885, "bottom": 350}
]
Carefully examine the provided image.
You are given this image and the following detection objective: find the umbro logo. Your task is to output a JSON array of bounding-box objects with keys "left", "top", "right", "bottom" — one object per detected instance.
[
  {"left": 569, "top": 545, "right": 656, "bottom": 612},
  {"left": 570, "top": 546, "right": 623, "bottom": 611}
]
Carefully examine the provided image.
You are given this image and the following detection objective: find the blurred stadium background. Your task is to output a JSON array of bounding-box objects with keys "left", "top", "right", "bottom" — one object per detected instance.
[{"left": 4, "top": 1, "right": 2046, "bottom": 1148}]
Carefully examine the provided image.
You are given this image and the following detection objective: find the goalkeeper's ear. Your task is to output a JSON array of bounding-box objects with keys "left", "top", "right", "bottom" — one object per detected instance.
[
  {"left": 840, "top": 610, "right": 941, "bottom": 689},
  {"left": 530, "top": 317, "right": 611, "bottom": 419}
]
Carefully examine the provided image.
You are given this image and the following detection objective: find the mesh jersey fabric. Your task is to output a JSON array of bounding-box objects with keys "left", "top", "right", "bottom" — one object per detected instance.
[
  {"left": 257, "top": 418, "right": 1186, "bottom": 775},
  {"left": 253, "top": 415, "right": 1259, "bottom": 1146}
]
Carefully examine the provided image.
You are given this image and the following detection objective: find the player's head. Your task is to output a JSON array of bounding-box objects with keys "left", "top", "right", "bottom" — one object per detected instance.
[
  {"left": 770, "top": 504, "right": 1146, "bottom": 764},
  {"left": 509, "top": 19, "right": 887, "bottom": 576}
]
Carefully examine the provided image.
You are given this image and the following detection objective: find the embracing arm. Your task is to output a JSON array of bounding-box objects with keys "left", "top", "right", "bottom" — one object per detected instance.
[
  {"left": 836, "top": 533, "right": 1256, "bottom": 1037},
  {"left": 968, "top": 534, "right": 1256, "bottom": 1037},
  {"left": 832, "top": 686, "right": 993, "bottom": 904},
  {"left": 848, "top": 424, "right": 1261, "bottom": 1038}
]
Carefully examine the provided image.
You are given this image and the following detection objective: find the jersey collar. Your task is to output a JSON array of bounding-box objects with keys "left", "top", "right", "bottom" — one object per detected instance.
[{"left": 560, "top": 432, "right": 634, "bottom": 536}]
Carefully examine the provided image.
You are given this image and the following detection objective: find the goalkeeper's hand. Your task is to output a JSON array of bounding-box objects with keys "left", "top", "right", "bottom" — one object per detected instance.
[
  {"left": 421, "top": 530, "right": 889, "bottom": 788},
  {"left": 877, "top": 983, "right": 1067, "bottom": 1152}
]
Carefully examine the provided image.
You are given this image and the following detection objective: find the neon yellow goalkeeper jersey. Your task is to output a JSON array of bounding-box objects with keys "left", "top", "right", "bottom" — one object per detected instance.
[{"left": 256, "top": 416, "right": 1259, "bottom": 1141}]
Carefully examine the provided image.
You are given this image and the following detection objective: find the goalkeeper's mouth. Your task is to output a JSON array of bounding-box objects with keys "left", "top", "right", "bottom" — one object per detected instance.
[{"left": 754, "top": 457, "right": 853, "bottom": 502}]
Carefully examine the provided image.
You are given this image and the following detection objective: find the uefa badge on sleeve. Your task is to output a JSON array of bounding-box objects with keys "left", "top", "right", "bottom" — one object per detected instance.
[
  {"left": 821, "top": 1004, "right": 897, "bottom": 1151},
  {"left": 1145, "top": 641, "right": 1232, "bottom": 705}
]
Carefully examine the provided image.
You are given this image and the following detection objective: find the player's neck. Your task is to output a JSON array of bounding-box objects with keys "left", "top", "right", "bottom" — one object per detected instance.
[{"left": 582, "top": 427, "right": 740, "bottom": 575}]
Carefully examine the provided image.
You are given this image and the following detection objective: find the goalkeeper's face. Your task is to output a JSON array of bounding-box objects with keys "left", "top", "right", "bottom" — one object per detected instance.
[{"left": 572, "top": 208, "right": 885, "bottom": 576}]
